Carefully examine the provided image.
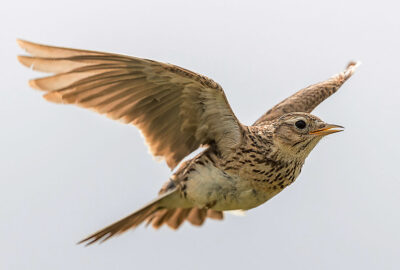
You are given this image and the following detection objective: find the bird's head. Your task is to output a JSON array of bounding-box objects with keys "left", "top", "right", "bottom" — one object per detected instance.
[{"left": 272, "top": 112, "right": 343, "bottom": 160}]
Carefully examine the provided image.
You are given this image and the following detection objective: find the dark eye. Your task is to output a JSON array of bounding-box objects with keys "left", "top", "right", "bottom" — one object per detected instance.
[{"left": 295, "top": 120, "right": 307, "bottom": 129}]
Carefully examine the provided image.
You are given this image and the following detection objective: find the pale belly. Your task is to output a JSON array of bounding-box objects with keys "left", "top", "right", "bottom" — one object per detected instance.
[{"left": 184, "top": 164, "right": 276, "bottom": 211}]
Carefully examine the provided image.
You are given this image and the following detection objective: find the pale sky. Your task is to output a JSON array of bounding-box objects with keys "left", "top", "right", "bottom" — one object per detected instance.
[{"left": 1, "top": 0, "right": 400, "bottom": 269}]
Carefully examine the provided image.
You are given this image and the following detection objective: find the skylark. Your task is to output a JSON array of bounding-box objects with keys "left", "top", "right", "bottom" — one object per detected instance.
[{"left": 17, "top": 40, "right": 359, "bottom": 244}]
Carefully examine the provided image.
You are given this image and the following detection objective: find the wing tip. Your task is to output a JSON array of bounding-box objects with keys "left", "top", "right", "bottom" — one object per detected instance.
[
  {"left": 16, "top": 38, "right": 26, "bottom": 48},
  {"left": 28, "top": 79, "right": 42, "bottom": 90},
  {"left": 17, "top": 38, "right": 34, "bottom": 52},
  {"left": 43, "top": 92, "right": 64, "bottom": 103},
  {"left": 343, "top": 60, "right": 361, "bottom": 79},
  {"left": 17, "top": 55, "right": 30, "bottom": 67}
]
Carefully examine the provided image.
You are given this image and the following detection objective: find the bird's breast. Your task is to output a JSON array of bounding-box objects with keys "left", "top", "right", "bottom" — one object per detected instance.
[
  {"left": 179, "top": 141, "right": 303, "bottom": 211},
  {"left": 183, "top": 162, "right": 276, "bottom": 211}
]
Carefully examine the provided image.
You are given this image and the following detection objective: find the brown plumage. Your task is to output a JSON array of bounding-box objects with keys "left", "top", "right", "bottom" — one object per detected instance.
[
  {"left": 254, "top": 62, "right": 359, "bottom": 125},
  {"left": 17, "top": 39, "right": 242, "bottom": 170},
  {"left": 18, "top": 40, "right": 359, "bottom": 245}
]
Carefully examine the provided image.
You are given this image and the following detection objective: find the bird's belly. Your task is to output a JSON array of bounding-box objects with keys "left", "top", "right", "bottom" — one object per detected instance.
[{"left": 184, "top": 164, "right": 274, "bottom": 211}]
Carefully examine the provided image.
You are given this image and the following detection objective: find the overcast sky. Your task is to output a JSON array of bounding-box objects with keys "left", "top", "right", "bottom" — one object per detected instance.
[{"left": 1, "top": 0, "right": 400, "bottom": 269}]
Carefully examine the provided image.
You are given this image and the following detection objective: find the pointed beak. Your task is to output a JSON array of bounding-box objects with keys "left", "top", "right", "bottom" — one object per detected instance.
[{"left": 309, "top": 124, "right": 344, "bottom": 136}]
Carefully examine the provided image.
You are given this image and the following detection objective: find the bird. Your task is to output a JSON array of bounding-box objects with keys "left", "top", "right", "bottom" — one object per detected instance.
[{"left": 17, "top": 39, "right": 359, "bottom": 245}]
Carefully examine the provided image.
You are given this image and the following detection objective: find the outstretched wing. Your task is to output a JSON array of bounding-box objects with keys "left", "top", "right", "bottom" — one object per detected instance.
[
  {"left": 18, "top": 40, "right": 243, "bottom": 169},
  {"left": 254, "top": 62, "right": 360, "bottom": 125}
]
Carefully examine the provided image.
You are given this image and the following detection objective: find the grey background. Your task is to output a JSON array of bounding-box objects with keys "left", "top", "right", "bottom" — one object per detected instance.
[{"left": 1, "top": 0, "right": 399, "bottom": 269}]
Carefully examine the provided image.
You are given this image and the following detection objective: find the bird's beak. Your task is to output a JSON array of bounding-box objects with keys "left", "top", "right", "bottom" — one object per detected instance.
[{"left": 309, "top": 124, "right": 344, "bottom": 136}]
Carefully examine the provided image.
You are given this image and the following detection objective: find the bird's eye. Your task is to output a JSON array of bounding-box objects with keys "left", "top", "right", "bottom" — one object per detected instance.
[{"left": 295, "top": 120, "right": 307, "bottom": 129}]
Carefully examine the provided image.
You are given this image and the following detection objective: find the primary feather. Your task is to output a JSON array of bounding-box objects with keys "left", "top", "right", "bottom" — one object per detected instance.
[{"left": 18, "top": 39, "right": 243, "bottom": 170}]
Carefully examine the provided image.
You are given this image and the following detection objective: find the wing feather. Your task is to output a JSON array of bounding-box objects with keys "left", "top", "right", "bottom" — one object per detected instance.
[
  {"left": 18, "top": 40, "right": 243, "bottom": 169},
  {"left": 254, "top": 61, "right": 360, "bottom": 125}
]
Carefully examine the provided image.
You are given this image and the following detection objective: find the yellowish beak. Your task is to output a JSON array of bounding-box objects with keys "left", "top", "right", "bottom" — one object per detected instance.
[{"left": 309, "top": 124, "right": 344, "bottom": 136}]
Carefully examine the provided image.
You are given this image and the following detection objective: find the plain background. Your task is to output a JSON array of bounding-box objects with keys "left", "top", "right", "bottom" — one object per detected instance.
[{"left": 1, "top": 0, "right": 400, "bottom": 269}]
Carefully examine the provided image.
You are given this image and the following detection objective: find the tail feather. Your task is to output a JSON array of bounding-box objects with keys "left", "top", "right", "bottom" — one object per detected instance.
[
  {"left": 151, "top": 209, "right": 174, "bottom": 229},
  {"left": 207, "top": 209, "right": 224, "bottom": 220},
  {"left": 78, "top": 190, "right": 175, "bottom": 245},
  {"left": 147, "top": 208, "right": 224, "bottom": 230},
  {"left": 166, "top": 208, "right": 191, "bottom": 229},
  {"left": 187, "top": 208, "right": 207, "bottom": 226},
  {"left": 78, "top": 190, "right": 224, "bottom": 245}
]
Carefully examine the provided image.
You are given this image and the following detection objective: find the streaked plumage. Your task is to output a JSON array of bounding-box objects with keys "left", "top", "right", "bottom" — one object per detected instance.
[{"left": 17, "top": 40, "right": 359, "bottom": 245}]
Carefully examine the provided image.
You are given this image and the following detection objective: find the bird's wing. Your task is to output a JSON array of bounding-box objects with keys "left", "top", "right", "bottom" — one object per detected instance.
[
  {"left": 18, "top": 40, "right": 244, "bottom": 170},
  {"left": 254, "top": 62, "right": 360, "bottom": 125}
]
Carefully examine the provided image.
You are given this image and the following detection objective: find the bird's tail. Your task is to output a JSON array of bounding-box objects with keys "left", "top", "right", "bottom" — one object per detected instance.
[
  {"left": 78, "top": 189, "right": 223, "bottom": 245},
  {"left": 146, "top": 207, "right": 223, "bottom": 229}
]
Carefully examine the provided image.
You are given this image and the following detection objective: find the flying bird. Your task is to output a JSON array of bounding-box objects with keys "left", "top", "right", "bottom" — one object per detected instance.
[{"left": 17, "top": 40, "right": 359, "bottom": 245}]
